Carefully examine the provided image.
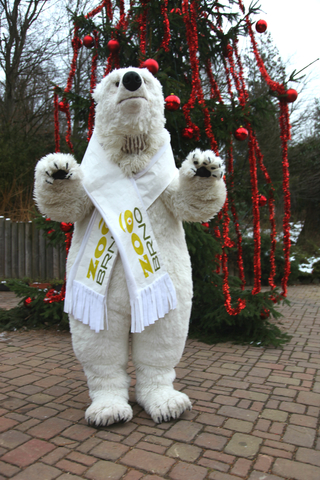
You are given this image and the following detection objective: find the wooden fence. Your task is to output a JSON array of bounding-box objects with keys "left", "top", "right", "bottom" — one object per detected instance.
[{"left": 0, "top": 217, "right": 66, "bottom": 281}]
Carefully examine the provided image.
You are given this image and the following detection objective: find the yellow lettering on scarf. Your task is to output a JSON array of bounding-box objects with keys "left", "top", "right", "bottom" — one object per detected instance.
[
  {"left": 87, "top": 217, "right": 112, "bottom": 282},
  {"left": 139, "top": 254, "right": 154, "bottom": 278},
  {"left": 99, "top": 218, "right": 109, "bottom": 235},
  {"left": 119, "top": 208, "right": 158, "bottom": 278},
  {"left": 87, "top": 259, "right": 99, "bottom": 280},
  {"left": 131, "top": 233, "right": 144, "bottom": 255}
]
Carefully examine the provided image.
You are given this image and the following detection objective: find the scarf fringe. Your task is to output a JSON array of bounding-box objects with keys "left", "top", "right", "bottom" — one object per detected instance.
[
  {"left": 64, "top": 280, "right": 106, "bottom": 333},
  {"left": 130, "top": 273, "right": 177, "bottom": 333}
]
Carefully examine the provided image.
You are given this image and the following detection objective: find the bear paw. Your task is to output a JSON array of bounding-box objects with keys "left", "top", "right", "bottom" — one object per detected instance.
[
  {"left": 138, "top": 387, "right": 192, "bottom": 424},
  {"left": 35, "top": 153, "right": 81, "bottom": 186},
  {"left": 85, "top": 397, "right": 133, "bottom": 427},
  {"left": 182, "top": 149, "right": 224, "bottom": 180}
]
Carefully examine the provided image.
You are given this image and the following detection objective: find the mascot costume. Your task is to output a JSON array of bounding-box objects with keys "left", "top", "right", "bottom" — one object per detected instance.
[{"left": 34, "top": 67, "right": 226, "bottom": 426}]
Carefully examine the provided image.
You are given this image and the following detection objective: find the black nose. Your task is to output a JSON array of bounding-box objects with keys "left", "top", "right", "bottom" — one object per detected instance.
[{"left": 122, "top": 71, "right": 142, "bottom": 92}]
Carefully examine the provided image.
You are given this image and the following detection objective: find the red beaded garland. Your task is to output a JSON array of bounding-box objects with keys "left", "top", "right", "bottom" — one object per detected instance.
[
  {"left": 159, "top": 0, "right": 170, "bottom": 52},
  {"left": 182, "top": 127, "right": 194, "bottom": 139},
  {"left": 53, "top": 88, "right": 60, "bottom": 153},
  {"left": 60, "top": 222, "right": 73, "bottom": 233},
  {"left": 24, "top": 297, "right": 32, "bottom": 307},
  {"left": 260, "top": 307, "right": 270, "bottom": 319},
  {"left": 88, "top": 31, "right": 99, "bottom": 142},
  {"left": 170, "top": 8, "right": 181, "bottom": 14},
  {"left": 58, "top": 101, "right": 67, "bottom": 113},
  {"left": 182, "top": 0, "right": 219, "bottom": 155},
  {"left": 245, "top": 5, "right": 291, "bottom": 296}
]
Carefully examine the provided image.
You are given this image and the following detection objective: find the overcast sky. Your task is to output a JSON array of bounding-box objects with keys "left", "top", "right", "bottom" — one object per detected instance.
[{"left": 242, "top": 0, "right": 320, "bottom": 105}]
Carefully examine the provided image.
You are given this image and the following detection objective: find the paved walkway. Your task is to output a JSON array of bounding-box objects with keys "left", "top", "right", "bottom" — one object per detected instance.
[{"left": 0, "top": 285, "right": 320, "bottom": 480}]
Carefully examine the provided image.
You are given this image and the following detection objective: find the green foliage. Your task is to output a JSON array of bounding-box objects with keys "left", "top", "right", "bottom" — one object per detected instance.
[
  {"left": 0, "top": 280, "right": 69, "bottom": 332},
  {"left": 32, "top": 210, "right": 73, "bottom": 250},
  {"left": 184, "top": 223, "right": 290, "bottom": 347},
  {"left": 240, "top": 233, "right": 300, "bottom": 286}
]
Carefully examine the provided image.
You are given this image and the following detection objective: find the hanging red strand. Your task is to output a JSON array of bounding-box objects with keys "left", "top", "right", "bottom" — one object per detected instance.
[
  {"left": 279, "top": 100, "right": 291, "bottom": 297},
  {"left": 225, "top": 34, "right": 278, "bottom": 293},
  {"left": 62, "top": 24, "right": 82, "bottom": 153},
  {"left": 247, "top": 126, "right": 262, "bottom": 294},
  {"left": 226, "top": 141, "right": 246, "bottom": 289},
  {"left": 159, "top": 0, "right": 170, "bottom": 52},
  {"left": 253, "top": 138, "right": 277, "bottom": 291},
  {"left": 245, "top": 8, "right": 291, "bottom": 296},
  {"left": 182, "top": 0, "right": 219, "bottom": 154},
  {"left": 138, "top": 0, "right": 150, "bottom": 60},
  {"left": 117, "top": 0, "right": 126, "bottom": 30},
  {"left": 205, "top": 59, "right": 223, "bottom": 103},
  {"left": 53, "top": 88, "right": 60, "bottom": 153},
  {"left": 221, "top": 197, "right": 246, "bottom": 315},
  {"left": 44, "top": 230, "right": 73, "bottom": 304},
  {"left": 86, "top": 0, "right": 113, "bottom": 21},
  {"left": 88, "top": 31, "right": 99, "bottom": 142}
]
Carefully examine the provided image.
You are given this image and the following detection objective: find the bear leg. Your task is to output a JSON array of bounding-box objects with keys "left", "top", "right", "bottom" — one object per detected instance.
[
  {"left": 134, "top": 365, "right": 192, "bottom": 423},
  {"left": 132, "top": 306, "right": 192, "bottom": 423},
  {"left": 83, "top": 363, "right": 132, "bottom": 427},
  {"left": 70, "top": 310, "right": 132, "bottom": 427}
]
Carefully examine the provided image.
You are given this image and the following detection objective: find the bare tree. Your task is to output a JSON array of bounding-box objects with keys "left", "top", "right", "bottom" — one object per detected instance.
[{"left": 0, "top": 1, "right": 61, "bottom": 121}]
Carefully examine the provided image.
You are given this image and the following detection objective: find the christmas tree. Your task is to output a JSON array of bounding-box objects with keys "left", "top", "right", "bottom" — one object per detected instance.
[{"left": 2, "top": 0, "right": 296, "bottom": 346}]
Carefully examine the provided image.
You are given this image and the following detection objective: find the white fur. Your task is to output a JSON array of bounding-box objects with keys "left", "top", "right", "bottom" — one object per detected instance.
[{"left": 34, "top": 67, "right": 226, "bottom": 426}]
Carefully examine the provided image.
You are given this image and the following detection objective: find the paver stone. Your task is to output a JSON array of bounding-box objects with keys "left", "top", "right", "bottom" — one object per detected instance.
[{"left": 225, "top": 433, "right": 262, "bottom": 458}]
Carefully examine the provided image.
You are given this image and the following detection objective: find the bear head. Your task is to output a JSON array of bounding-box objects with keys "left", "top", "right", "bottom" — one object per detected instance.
[
  {"left": 92, "top": 67, "right": 169, "bottom": 176},
  {"left": 93, "top": 67, "right": 166, "bottom": 138}
]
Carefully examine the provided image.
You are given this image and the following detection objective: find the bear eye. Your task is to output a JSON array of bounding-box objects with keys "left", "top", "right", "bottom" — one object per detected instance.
[{"left": 115, "top": 81, "right": 119, "bottom": 87}]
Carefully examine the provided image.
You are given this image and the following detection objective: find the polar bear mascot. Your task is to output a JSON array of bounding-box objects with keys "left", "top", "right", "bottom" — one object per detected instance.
[{"left": 34, "top": 67, "right": 226, "bottom": 426}]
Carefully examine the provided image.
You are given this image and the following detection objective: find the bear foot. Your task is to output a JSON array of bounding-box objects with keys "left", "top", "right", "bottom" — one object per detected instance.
[
  {"left": 85, "top": 396, "right": 133, "bottom": 427},
  {"left": 138, "top": 387, "right": 192, "bottom": 424}
]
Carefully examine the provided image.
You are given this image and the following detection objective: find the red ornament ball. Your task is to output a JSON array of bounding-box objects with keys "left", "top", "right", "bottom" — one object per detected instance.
[
  {"left": 142, "top": 59, "right": 159, "bottom": 75},
  {"left": 258, "top": 194, "right": 267, "bottom": 207},
  {"left": 47, "top": 229, "right": 55, "bottom": 235},
  {"left": 83, "top": 35, "right": 94, "bottom": 49},
  {"left": 256, "top": 19, "right": 267, "bottom": 33},
  {"left": 58, "top": 101, "right": 68, "bottom": 113},
  {"left": 108, "top": 39, "right": 120, "bottom": 53},
  {"left": 182, "top": 127, "right": 194, "bottom": 139},
  {"left": 234, "top": 126, "right": 248, "bottom": 141},
  {"left": 202, "top": 222, "right": 210, "bottom": 229},
  {"left": 285, "top": 89, "right": 298, "bottom": 103},
  {"left": 24, "top": 297, "right": 32, "bottom": 307},
  {"left": 165, "top": 94, "right": 180, "bottom": 111},
  {"left": 60, "top": 222, "right": 73, "bottom": 233},
  {"left": 170, "top": 8, "right": 181, "bottom": 14}
]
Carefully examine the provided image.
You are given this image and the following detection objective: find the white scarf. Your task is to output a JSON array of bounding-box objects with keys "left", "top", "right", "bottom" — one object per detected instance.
[{"left": 64, "top": 132, "right": 178, "bottom": 333}]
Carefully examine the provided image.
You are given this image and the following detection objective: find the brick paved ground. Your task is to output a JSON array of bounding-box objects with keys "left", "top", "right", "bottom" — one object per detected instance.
[{"left": 0, "top": 284, "right": 319, "bottom": 480}]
